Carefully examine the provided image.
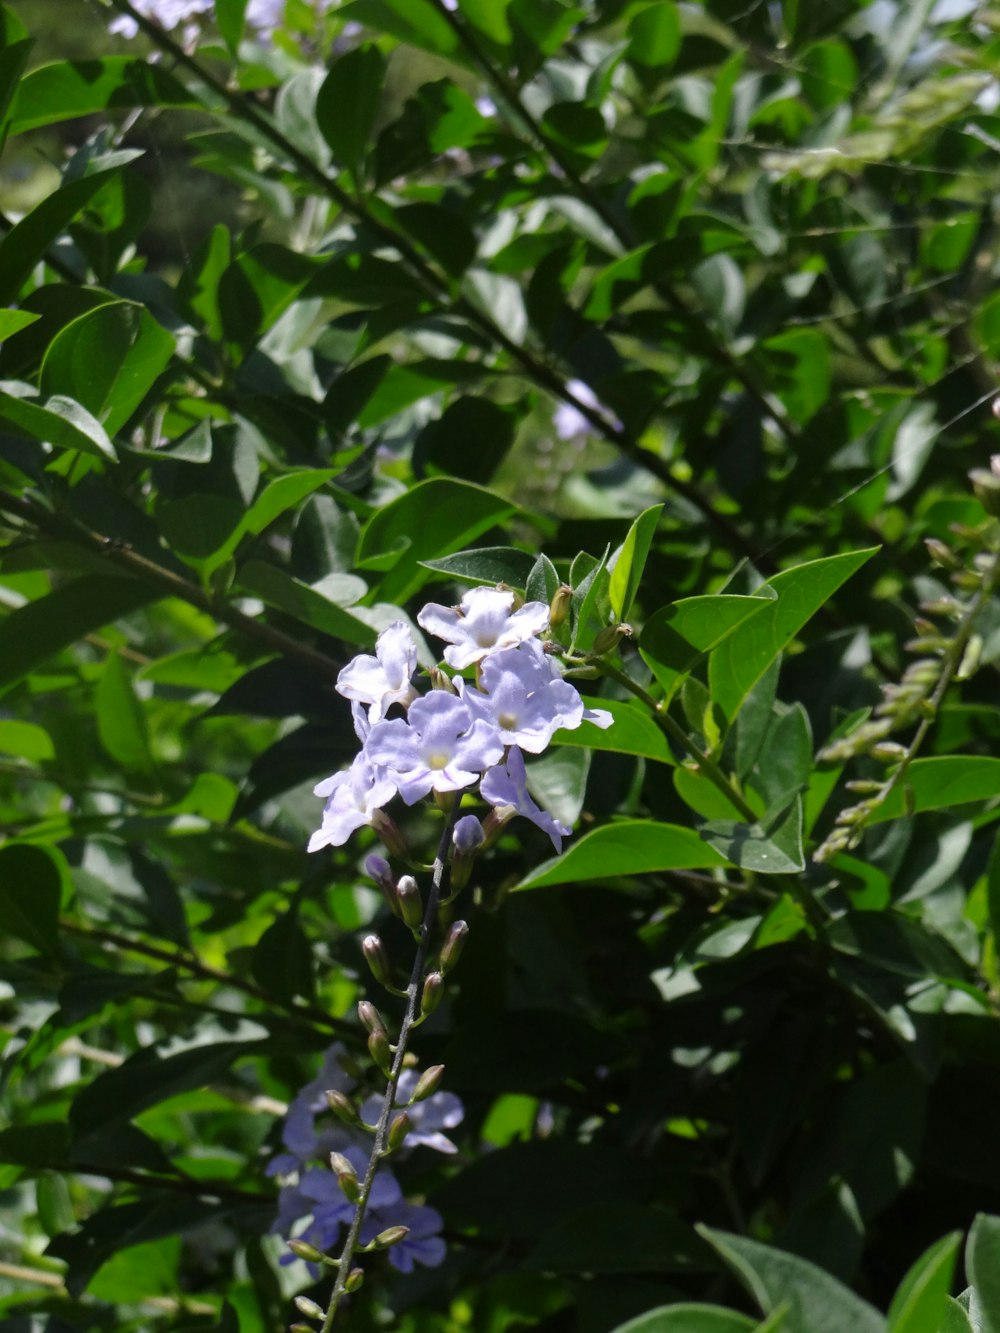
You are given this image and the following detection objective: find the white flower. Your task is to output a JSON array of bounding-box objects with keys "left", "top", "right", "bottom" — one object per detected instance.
[
  {"left": 336, "top": 621, "right": 419, "bottom": 723},
  {"left": 480, "top": 746, "right": 571, "bottom": 852},
  {"left": 417, "top": 587, "right": 549, "bottom": 670},
  {"left": 308, "top": 755, "right": 396, "bottom": 852},
  {"left": 364, "top": 693, "right": 503, "bottom": 805}
]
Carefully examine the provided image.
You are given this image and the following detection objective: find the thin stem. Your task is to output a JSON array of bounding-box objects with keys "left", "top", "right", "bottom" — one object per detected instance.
[
  {"left": 0, "top": 488, "right": 345, "bottom": 681},
  {"left": 321, "top": 798, "right": 461, "bottom": 1329},
  {"left": 594, "top": 657, "right": 759, "bottom": 823},
  {"left": 61, "top": 919, "right": 356, "bottom": 1038}
]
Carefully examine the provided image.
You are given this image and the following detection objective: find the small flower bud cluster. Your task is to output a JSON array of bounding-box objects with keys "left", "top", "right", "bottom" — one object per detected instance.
[
  {"left": 815, "top": 500, "right": 1000, "bottom": 863},
  {"left": 308, "top": 585, "right": 613, "bottom": 858},
  {"left": 268, "top": 1043, "right": 462, "bottom": 1287}
]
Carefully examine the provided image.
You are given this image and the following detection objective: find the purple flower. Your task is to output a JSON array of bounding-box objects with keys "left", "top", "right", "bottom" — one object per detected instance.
[
  {"left": 363, "top": 1200, "right": 447, "bottom": 1273},
  {"left": 552, "top": 379, "right": 622, "bottom": 440},
  {"left": 365, "top": 693, "right": 503, "bottom": 805},
  {"left": 359, "top": 1069, "right": 464, "bottom": 1155},
  {"left": 417, "top": 587, "right": 549, "bottom": 670},
  {"left": 480, "top": 746, "right": 571, "bottom": 852},
  {"left": 267, "top": 1043, "right": 355, "bottom": 1177},
  {"left": 336, "top": 621, "right": 419, "bottom": 724},
  {"left": 452, "top": 814, "right": 485, "bottom": 854},
  {"left": 459, "top": 640, "right": 606, "bottom": 754},
  {"left": 308, "top": 754, "right": 397, "bottom": 852}
]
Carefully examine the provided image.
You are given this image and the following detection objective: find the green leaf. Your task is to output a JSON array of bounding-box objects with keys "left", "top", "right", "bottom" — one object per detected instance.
[
  {"left": 609, "top": 503, "right": 662, "bottom": 621},
  {"left": 868, "top": 757, "right": 1000, "bottom": 822},
  {"left": 0, "top": 575, "right": 156, "bottom": 691},
  {"left": 0, "top": 163, "right": 128, "bottom": 302},
  {"left": 96, "top": 651, "right": 155, "bottom": 778},
  {"left": 0, "top": 308, "right": 39, "bottom": 339},
  {"left": 611, "top": 1307, "right": 756, "bottom": 1332},
  {"left": 462, "top": 0, "right": 513, "bottom": 43},
  {"left": 339, "top": 0, "right": 459, "bottom": 58},
  {"left": 966, "top": 1214, "right": 1000, "bottom": 1333},
  {"left": 8, "top": 58, "right": 196, "bottom": 134},
  {"left": 0, "top": 843, "right": 69, "bottom": 955},
  {"left": 236, "top": 560, "right": 375, "bottom": 646},
  {"left": 887, "top": 1231, "right": 961, "bottom": 1333},
  {"left": 252, "top": 911, "right": 314, "bottom": 1003},
  {"left": 516, "top": 819, "right": 731, "bottom": 890},
  {"left": 939, "top": 1297, "right": 975, "bottom": 1333},
  {"left": 40, "top": 301, "right": 174, "bottom": 435},
  {"left": 640, "top": 593, "right": 773, "bottom": 697},
  {"left": 0, "top": 386, "right": 117, "bottom": 461},
  {"left": 356, "top": 478, "right": 519, "bottom": 603},
  {"left": 700, "top": 799, "right": 805, "bottom": 875},
  {"left": 215, "top": 0, "right": 249, "bottom": 49},
  {"left": 413, "top": 397, "right": 515, "bottom": 483},
  {"left": 627, "top": 2, "right": 681, "bottom": 69},
  {"left": 421, "top": 546, "right": 538, "bottom": 590},
  {"left": 572, "top": 546, "right": 612, "bottom": 652},
  {"left": 709, "top": 549, "right": 878, "bottom": 722},
  {"left": 0, "top": 718, "right": 54, "bottom": 761},
  {"left": 526, "top": 552, "right": 560, "bottom": 606},
  {"left": 698, "top": 1226, "right": 887, "bottom": 1333},
  {"left": 552, "top": 697, "right": 676, "bottom": 765},
  {"left": 316, "top": 44, "right": 385, "bottom": 173},
  {"left": 526, "top": 1202, "right": 703, "bottom": 1274}
]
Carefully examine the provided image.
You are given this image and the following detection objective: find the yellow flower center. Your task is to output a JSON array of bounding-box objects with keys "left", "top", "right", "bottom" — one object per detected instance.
[
  {"left": 428, "top": 753, "right": 449, "bottom": 770},
  {"left": 498, "top": 712, "right": 518, "bottom": 731}
]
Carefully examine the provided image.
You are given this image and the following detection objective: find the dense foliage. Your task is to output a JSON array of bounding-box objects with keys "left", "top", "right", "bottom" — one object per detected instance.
[{"left": 4, "top": 0, "right": 1000, "bottom": 1330}]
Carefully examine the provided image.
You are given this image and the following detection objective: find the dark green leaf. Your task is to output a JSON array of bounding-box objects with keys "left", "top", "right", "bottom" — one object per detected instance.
[
  {"left": 887, "top": 1231, "right": 960, "bottom": 1333},
  {"left": 609, "top": 504, "right": 662, "bottom": 621},
  {"left": 965, "top": 1214, "right": 1000, "bottom": 1333},
  {"left": 413, "top": 397, "right": 515, "bottom": 484},
  {"left": 0, "top": 387, "right": 117, "bottom": 460},
  {"left": 869, "top": 757, "right": 1000, "bottom": 822},
  {"left": 9, "top": 58, "right": 196, "bottom": 134},
  {"left": 0, "top": 843, "right": 68, "bottom": 955},
  {"left": 640, "top": 592, "right": 773, "bottom": 697},
  {"left": 517, "top": 819, "right": 731, "bottom": 890},
  {"left": 611, "top": 1307, "right": 756, "bottom": 1333},
  {"left": 96, "top": 651, "right": 155, "bottom": 778},
  {"left": 699, "top": 799, "right": 805, "bottom": 875},
  {"left": 421, "top": 546, "right": 537, "bottom": 590},
  {"left": 251, "top": 911, "right": 314, "bottom": 1004}
]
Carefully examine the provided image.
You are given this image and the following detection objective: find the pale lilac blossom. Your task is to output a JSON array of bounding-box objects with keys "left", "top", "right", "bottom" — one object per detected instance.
[
  {"left": 360, "top": 1069, "right": 464, "bottom": 1155},
  {"left": 365, "top": 693, "right": 503, "bottom": 804},
  {"left": 481, "top": 746, "right": 571, "bottom": 852},
  {"left": 109, "top": 0, "right": 211, "bottom": 37},
  {"left": 418, "top": 586, "right": 549, "bottom": 669},
  {"left": 363, "top": 1199, "right": 447, "bottom": 1273},
  {"left": 452, "top": 813, "right": 485, "bottom": 854},
  {"left": 267, "top": 1043, "right": 354, "bottom": 1177},
  {"left": 336, "top": 621, "right": 419, "bottom": 723},
  {"left": 308, "top": 755, "right": 396, "bottom": 852},
  {"left": 552, "top": 379, "right": 622, "bottom": 440}
]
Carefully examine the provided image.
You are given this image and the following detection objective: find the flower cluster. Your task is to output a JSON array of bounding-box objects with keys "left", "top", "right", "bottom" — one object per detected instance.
[
  {"left": 309, "top": 586, "right": 612, "bottom": 855},
  {"left": 269, "top": 1045, "right": 458, "bottom": 1275}
]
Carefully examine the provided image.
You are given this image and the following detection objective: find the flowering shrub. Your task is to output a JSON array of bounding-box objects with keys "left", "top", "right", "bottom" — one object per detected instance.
[{"left": 4, "top": 1, "right": 1000, "bottom": 1332}]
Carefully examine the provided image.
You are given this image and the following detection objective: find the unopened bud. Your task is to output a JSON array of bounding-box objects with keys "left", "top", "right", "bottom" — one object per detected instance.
[
  {"left": 362, "top": 934, "right": 393, "bottom": 987},
  {"left": 481, "top": 803, "right": 515, "bottom": 847},
  {"left": 871, "top": 742, "right": 907, "bottom": 763},
  {"left": 295, "top": 1296, "right": 325, "bottom": 1318},
  {"left": 429, "top": 665, "right": 457, "bottom": 694},
  {"left": 396, "top": 875, "right": 423, "bottom": 930},
  {"left": 591, "top": 622, "right": 632, "bottom": 656},
  {"left": 845, "top": 780, "right": 885, "bottom": 794},
  {"left": 374, "top": 1225, "right": 410, "bottom": 1249},
  {"left": 957, "top": 633, "right": 983, "bottom": 681},
  {"left": 345, "top": 1267, "right": 365, "bottom": 1292},
  {"left": 358, "top": 1000, "right": 386, "bottom": 1037},
  {"left": 365, "top": 854, "right": 398, "bottom": 911},
  {"left": 450, "top": 817, "right": 484, "bottom": 890},
  {"left": 290, "top": 1325, "right": 314, "bottom": 1333},
  {"left": 440, "top": 920, "right": 469, "bottom": 973},
  {"left": 387, "top": 1110, "right": 411, "bottom": 1151},
  {"left": 549, "top": 583, "right": 573, "bottom": 628},
  {"left": 368, "top": 1028, "right": 392, "bottom": 1074},
  {"left": 330, "top": 1151, "right": 361, "bottom": 1203},
  {"left": 421, "top": 970, "right": 445, "bottom": 1018},
  {"left": 924, "top": 537, "right": 960, "bottom": 570},
  {"left": 287, "top": 1239, "right": 326, "bottom": 1264},
  {"left": 371, "top": 809, "right": 409, "bottom": 859},
  {"left": 409, "top": 1064, "right": 446, "bottom": 1103},
  {"left": 970, "top": 467, "right": 1000, "bottom": 517},
  {"left": 325, "top": 1089, "right": 362, "bottom": 1127}
]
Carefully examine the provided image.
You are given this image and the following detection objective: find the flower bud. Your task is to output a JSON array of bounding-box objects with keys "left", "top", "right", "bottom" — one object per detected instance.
[
  {"left": 362, "top": 934, "right": 393, "bottom": 988},
  {"left": 368, "top": 1028, "right": 392, "bottom": 1074},
  {"left": 290, "top": 1325, "right": 314, "bottom": 1333},
  {"left": 871, "top": 741, "right": 907, "bottom": 763},
  {"left": 396, "top": 875, "right": 423, "bottom": 930},
  {"left": 970, "top": 467, "right": 1000, "bottom": 517},
  {"left": 549, "top": 583, "right": 573, "bottom": 628},
  {"left": 373, "top": 1225, "right": 410, "bottom": 1249},
  {"left": 345, "top": 1267, "right": 365, "bottom": 1292},
  {"left": 365, "top": 854, "right": 398, "bottom": 912},
  {"left": 330, "top": 1151, "right": 361, "bottom": 1203},
  {"left": 450, "top": 816, "right": 484, "bottom": 890},
  {"left": 371, "top": 810, "right": 409, "bottom": 860},
  {"left": 358, "top": 1000, "right": 386, "bottom": 1037},
  {"left": 440, "top": 920, "right": 469, "bottom": 973},
  {"left": 295, "top": 1296, "right": 325, "bottom": 1318},
  {"left": 482, "top": 803, "right": 515, "bottom": 847},
  {"left": 957, "top": 633, "right": 983, "bottom": 681},
  {"left": 591, "top": 623, "right": 632, "bottom": 656},
  {"left": 924, "top": 537, "right": 960, "bottom": 570},
  {"left": 325, "top": 1089, "right": 362, "bottom": 1127},
  {"left": 429, "top": 665, "right": 457, "bottom": 694},
  {"left": 387, "top": 1110, "right": 411, "bottom": 1151},
  {"left": 421, "top": 971, "right": 445, "bottom": 1018},
  {"left": 287, "top": 1239, "right": 326, "bottom": 1264},
  {"left": 409, "top": 1063, "right": 446, "bottom": 1104}
]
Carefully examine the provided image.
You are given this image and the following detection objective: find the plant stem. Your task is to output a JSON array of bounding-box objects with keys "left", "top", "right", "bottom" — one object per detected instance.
[
  {"left": 61, "top": 919, "right": 356, "bottom": 1038},
  {"left": 593, "top": 657, "right": 759, "bottom": 823},
  {"left": 321, "top": 798, "right": 460, "bottom": 1329}
]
